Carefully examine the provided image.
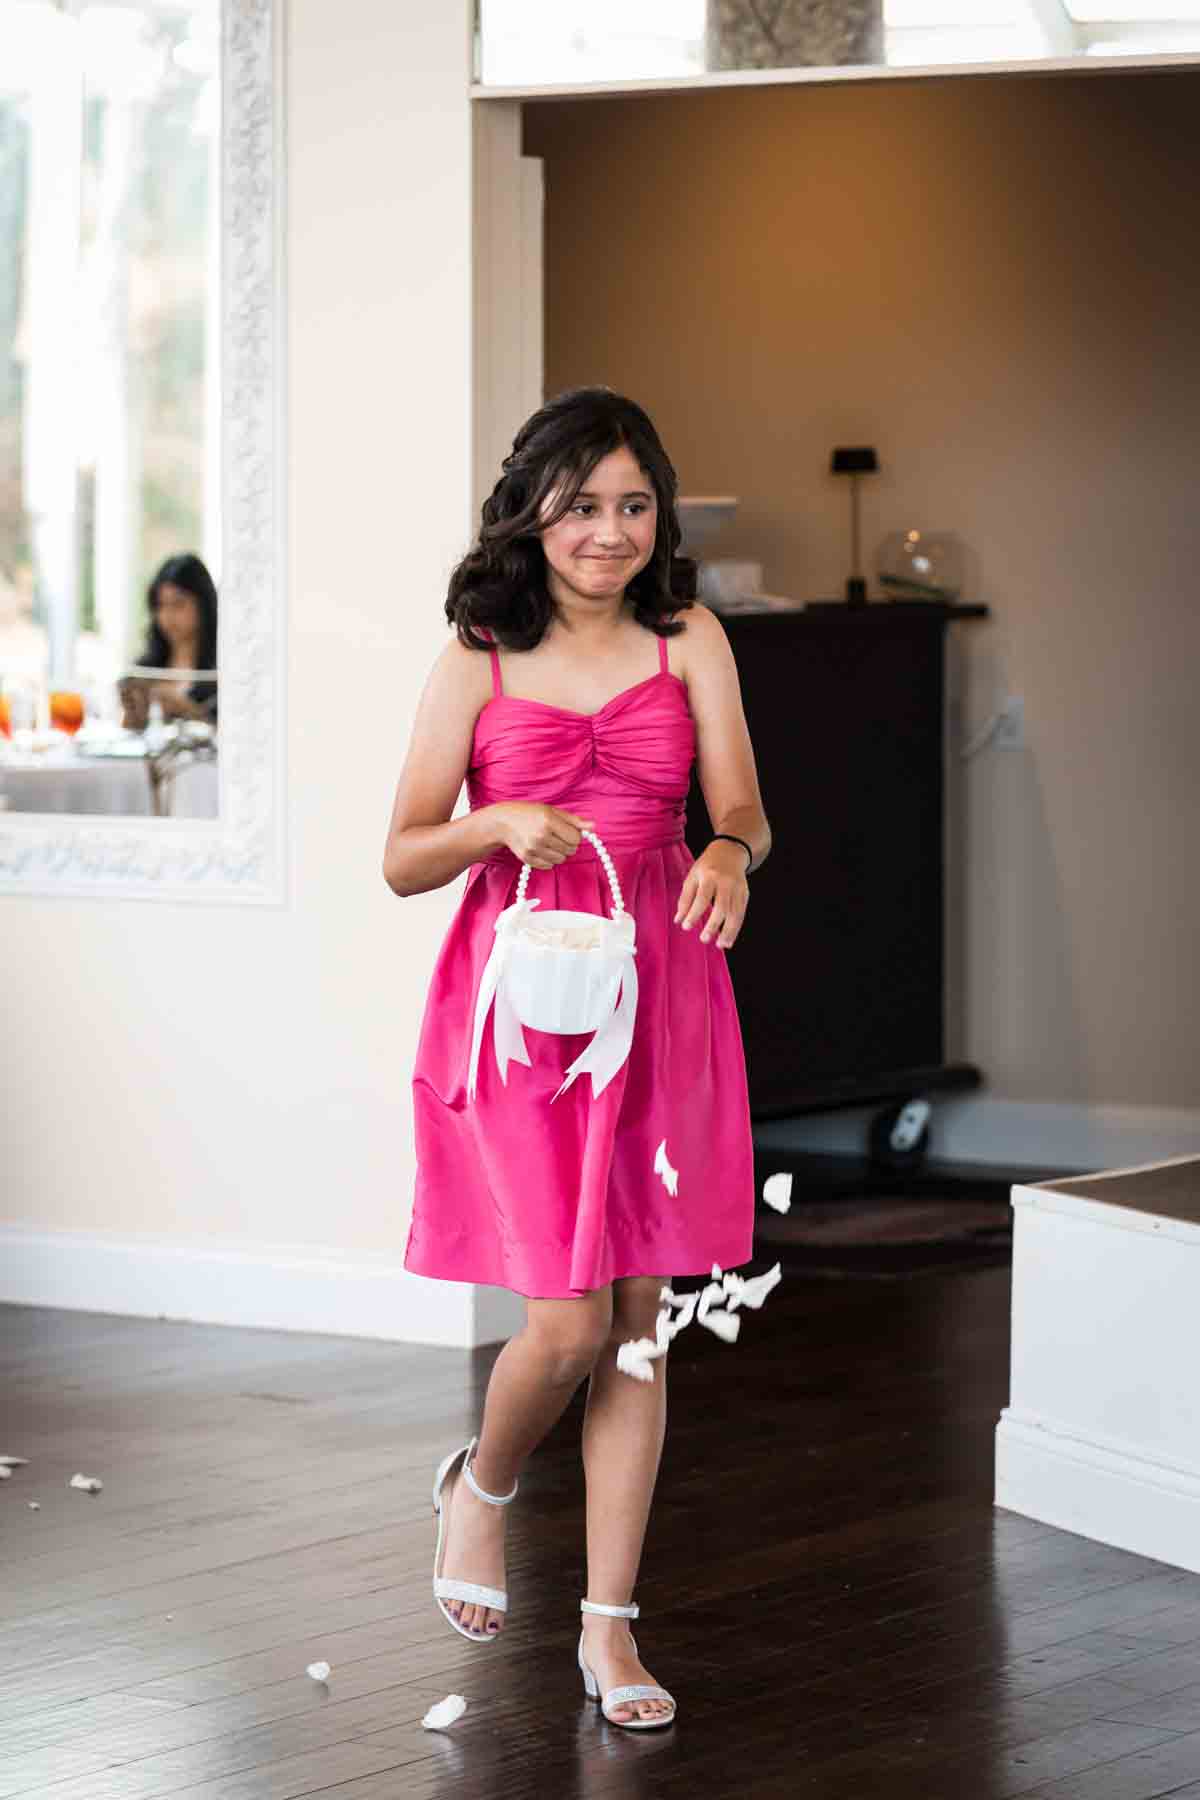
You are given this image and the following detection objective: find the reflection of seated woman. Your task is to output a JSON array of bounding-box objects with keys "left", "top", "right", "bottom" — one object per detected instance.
[{"left": 120, "top": 554, "right": 218, "bottom": 731}]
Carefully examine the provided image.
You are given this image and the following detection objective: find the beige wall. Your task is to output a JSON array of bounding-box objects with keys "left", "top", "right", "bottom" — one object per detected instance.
[
  {"left": 1, "top": 0, "right": 528, "bottom": 1345},
  {"left": 524, "top": 72, "right": 1200, "bottom": 1111}
]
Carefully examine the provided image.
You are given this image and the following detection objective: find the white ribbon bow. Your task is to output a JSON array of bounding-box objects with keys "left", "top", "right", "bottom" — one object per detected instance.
[
  {"left": 549, "top": 947, "right": 638, "bottom": 1102},
  {"left": 465, "top": 898, "right": 639, "bottom": 1104}
]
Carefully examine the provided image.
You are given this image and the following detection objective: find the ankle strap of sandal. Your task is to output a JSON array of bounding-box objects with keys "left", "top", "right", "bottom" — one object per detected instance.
[
  {"left": 581, "top": 1598, "right": 639, "bottom": 1619},
  {"left": 462, "top": 1437, "right": 518, "bottom": 1507}
]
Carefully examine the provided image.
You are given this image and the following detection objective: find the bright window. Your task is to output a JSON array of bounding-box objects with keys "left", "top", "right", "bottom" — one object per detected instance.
[{"left": 0, "top": 0, "right": 217, "bottom": 716}]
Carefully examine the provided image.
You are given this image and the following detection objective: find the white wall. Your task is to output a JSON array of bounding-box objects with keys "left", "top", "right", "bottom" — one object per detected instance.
[{"left": 1, "top": 0, "right": 523, "bottom": 1348}]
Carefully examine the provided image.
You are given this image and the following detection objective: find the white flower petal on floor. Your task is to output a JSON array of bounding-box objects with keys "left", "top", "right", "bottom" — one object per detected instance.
[
  {"left": 0, "top": 1467, "right": 10, "bottom": 1480},
  {"left": 0, "top": 1455, "right": 29, "bottom": 1466},
  {"left": 653, "top": 1138, "right": 680, "bottom": 1196},
  {"left": 306, "top": 1660, "right": 331, "bottom": 1681},
  {"left": 422, "top": 1693, "right": 468, "bottom": 1730},
  {"left": 762, "top": 1171, "right": 793, "bottom": 1213},
  {"left": 68, "top": 1473, "right": 102, "bottom": 1493}
]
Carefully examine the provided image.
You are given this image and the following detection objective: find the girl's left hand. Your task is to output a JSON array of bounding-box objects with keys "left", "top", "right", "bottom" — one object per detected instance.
[
  {"left": 152, "top": 680, "right": 196, "bottom": 720},
  {"left": 674, "top": 841, "right": 749, "bottom": 949}
]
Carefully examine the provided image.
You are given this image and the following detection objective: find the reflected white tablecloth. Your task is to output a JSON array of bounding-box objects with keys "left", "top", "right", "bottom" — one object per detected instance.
[{"left": 0, "top": 754, "right": 219, "bottom": 818}]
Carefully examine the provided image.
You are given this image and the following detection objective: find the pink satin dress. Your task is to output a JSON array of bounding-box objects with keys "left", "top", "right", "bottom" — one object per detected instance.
[{"left": 403, "top": 628, "right": 755, "bottom": 1300}]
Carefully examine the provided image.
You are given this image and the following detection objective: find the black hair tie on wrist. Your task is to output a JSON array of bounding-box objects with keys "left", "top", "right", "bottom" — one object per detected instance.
[{"left": 711, "top": 833, "right": 753, "bottom": 873}]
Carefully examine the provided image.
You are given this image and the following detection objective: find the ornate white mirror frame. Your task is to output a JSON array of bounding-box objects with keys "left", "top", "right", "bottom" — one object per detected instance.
[{"left": 0, "top": 0, "right": 285, "bottom": 905}]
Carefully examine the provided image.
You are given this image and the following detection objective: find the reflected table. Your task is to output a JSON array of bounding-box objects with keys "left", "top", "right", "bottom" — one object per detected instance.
[{"left": 0, "top": 749, "right": 218, "bottom": 818}]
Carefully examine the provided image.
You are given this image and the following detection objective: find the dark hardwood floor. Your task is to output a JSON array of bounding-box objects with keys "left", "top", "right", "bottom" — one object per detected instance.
[{"left": 4, "top": 1265, "right": 1200, "bottom": 1799}]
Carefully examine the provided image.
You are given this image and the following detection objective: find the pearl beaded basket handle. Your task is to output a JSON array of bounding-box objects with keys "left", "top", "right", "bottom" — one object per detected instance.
[{"left": 515, "top": 829, "right": 624, "bottom": 919}]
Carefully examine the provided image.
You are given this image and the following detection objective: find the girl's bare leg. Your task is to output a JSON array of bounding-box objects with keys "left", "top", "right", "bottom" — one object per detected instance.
[
  {"left": 579, "top": 1275, "right": 674, "bottom": 1724},
  {"left": 438, "top": 1287, "right": 613, "bottom": 1638}
]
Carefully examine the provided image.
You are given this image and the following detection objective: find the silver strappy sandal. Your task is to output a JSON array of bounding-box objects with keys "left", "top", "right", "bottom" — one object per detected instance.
[
  {"left": 431, "top": 1435, "right": 518, "bottom": 1641},
  {"left": 578, "top": 1598, "right": 677, "bottom": 1728}
]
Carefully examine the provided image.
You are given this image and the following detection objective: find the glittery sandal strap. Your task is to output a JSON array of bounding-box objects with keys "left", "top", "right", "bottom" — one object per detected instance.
[{"left": 462, "top": 1438, "right": 518, "bottom": 1507}]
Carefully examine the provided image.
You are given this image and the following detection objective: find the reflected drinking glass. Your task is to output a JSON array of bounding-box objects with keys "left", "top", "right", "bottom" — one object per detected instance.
[{"left": 49, "top": 691, "right": 86, "bottom": 736}]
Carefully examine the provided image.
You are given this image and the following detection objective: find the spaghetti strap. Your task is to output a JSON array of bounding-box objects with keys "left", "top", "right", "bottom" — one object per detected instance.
[
  {"left": 480, "top": 627, "right": 503, "bottom": 698},
  {"left": 657, "top": 630, "right": 670, "bottom": 676}
]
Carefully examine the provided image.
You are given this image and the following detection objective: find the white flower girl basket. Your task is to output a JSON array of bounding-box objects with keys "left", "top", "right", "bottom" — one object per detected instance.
[{"left": 466, "top": 829, "right": 638, "bottom": 1103}]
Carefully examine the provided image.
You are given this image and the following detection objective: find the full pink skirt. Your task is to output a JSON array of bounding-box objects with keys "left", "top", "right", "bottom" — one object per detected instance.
[{"left": 404, "top": 843, "right": 755, "bottom": 1300}]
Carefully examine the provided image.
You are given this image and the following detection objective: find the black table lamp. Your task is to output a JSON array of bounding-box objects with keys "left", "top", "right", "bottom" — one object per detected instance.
[{"left": 830, "top": 446, "right": 879, "bottom": 606}]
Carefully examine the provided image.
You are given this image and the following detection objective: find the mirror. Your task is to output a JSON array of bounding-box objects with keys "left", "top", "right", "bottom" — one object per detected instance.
[
  {"left": 476, "top": 1, "right": 1200, "bottom": 87},
  {"left": 0, "top": 0, "right": 283, "bottom": 899},
  {"left": 0, "top": 0, "right": 218, "bottom": 821}
]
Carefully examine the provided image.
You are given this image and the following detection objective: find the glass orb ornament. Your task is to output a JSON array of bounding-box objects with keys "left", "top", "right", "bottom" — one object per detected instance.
[{"left": 876, "top": 530, "right": 965, "bottom": 602}]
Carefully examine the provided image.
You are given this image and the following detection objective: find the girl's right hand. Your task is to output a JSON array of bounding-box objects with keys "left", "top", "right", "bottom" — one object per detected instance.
[{"left": 495, "top": 803, "right": 595, "bottom": 869}]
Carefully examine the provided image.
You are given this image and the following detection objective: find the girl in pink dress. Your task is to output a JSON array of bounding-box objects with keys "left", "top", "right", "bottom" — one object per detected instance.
[{"left": 384, "top": 387, "right": 770, "bottom": 1729}]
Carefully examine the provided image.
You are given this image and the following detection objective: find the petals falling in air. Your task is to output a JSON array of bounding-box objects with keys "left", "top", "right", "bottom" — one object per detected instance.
[
  {"left": 695, "top": 1271, "right": 740, "bottom": 1340},
  {"left": 723, "top": 1263, "right": 784, "bottom": 1310},
  {"left": 617, "top": 1262, "right": 784, "bottom": 1377},
  {"left": 762, "top": 1171, "right": 793, "bottom": 1213},
  {"left": 698, "top": 1307, "right": 742, "bottom": 1342},
  {"left": 616, "top": 1337, "right": 660, "bottom": 1382}
]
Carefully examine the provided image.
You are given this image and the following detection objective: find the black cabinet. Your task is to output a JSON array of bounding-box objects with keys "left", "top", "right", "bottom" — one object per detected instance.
[{"left": 685, "top": 602, "right": 988, "bottom": 1119}]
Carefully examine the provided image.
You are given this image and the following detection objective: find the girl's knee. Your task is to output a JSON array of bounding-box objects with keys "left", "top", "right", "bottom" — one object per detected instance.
[
  {"left": 526, "top": 1292, "right": 612, "bottom": 1385},
  {"left": 608, "top": 1275, "right": 669, "bottom": 1348}
]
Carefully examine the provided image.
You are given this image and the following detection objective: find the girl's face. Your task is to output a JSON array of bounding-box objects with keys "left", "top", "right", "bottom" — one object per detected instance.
[
  {"left": 152, "top": 581, "right": 201, "bottom": 649},
  {"left": 538, "top": 446, "right": 659, "bottom": 609}
]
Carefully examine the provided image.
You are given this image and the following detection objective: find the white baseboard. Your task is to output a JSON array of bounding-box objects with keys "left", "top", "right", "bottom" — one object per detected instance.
[
  {"left": 474, "top": 1283, "right": 526, "bottom": 1343},
  {"left": 996, "top": 1408, "right": 1200, "bottom": 1575},
  {"left": 9, "top": 1098, "right": 1198, "bottom": 1349},
  {"left": 0, "top": 1225, "right": 522, "bottom": 1349},
  {"left": 754, "top": 1096, "right": 1200, "bottom": 1173}
]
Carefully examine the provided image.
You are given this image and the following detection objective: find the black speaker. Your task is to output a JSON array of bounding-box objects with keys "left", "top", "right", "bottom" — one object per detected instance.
[{"left": 686, "top": 607, "right": 950, "bottom": 1117}]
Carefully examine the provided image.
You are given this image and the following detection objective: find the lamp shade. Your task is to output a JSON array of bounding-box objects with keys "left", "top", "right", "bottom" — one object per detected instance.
[{"left": 831, "top": 446, "right": 879, "bottom": 475}]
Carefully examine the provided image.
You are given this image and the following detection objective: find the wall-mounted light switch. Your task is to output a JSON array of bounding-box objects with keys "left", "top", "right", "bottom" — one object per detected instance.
[{"left": 996, "top": 695, "right": 1025, "bottom": 750}]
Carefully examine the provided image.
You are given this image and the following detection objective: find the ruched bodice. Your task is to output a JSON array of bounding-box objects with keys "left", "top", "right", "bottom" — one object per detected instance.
[{"left": 467, "top": 669, "right": 696, "bottom": 858}]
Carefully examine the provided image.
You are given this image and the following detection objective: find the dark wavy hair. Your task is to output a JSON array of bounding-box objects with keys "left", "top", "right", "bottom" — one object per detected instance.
[
  {"left": 138, "top": 553, "right": 218, "bottom": 716},
  {"left": 446, "top": 386, "right": 697, "bottom": 650}
]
